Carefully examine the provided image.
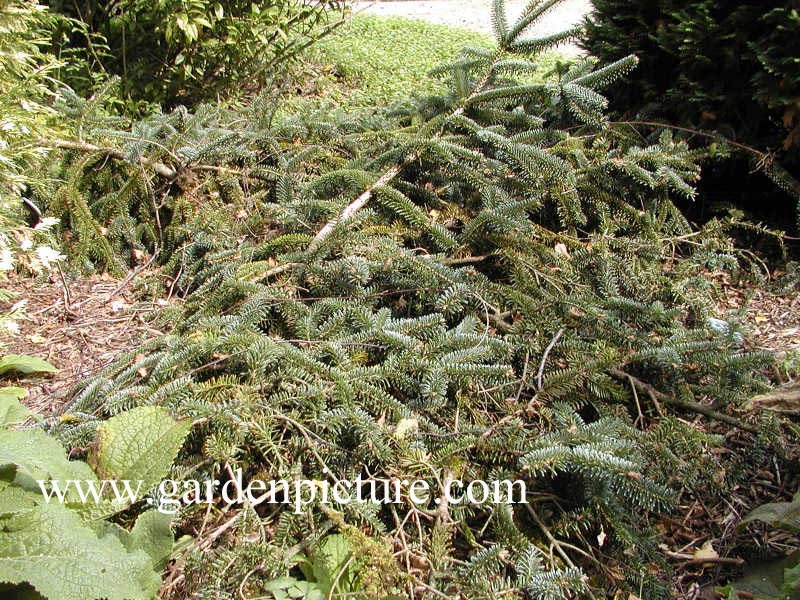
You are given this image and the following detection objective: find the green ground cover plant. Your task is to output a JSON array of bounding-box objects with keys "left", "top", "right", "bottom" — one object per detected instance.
[
  {"left": 309, "top": 15, "right": 493, "bottom": 108},
  {"left": 0, "top": 368, "right": 188, "bottom": 599},
  {"left": 24, "top": 1, "right": 798, "bottom": 597}
]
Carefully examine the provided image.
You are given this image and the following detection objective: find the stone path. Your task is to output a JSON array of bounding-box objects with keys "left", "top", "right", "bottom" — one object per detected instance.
[{"left": 352, "top": 0, "right": 592, "bottom": 55}]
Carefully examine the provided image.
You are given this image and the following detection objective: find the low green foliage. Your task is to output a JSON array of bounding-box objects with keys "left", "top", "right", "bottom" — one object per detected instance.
[
  {"left": 33, "top": 17, "right": 570, "bottom": 275},
  {"left": 777, "top": 349, "right": 800, "bottom": 381},
  {"left": 260, "top": 577, "right": 327, "bottom": 600},
  {"left": 0, "top": 0, "right": 60, "bottom": 194},
  {"left": 41, "top": 1, "right": 785, "bottom": 597},
  {"left": 0, "top": 387, "right": 30, "bottom": 423},
  {"left": 260, "top": 534, "right": 362, "bottom": 599},
  {"left": 0, "top": 400, "right": 187, "bottom": 599},
  {"left": 741, "top": 492, "right": 800, "bottom": 533},
  {"left": 3, "top": 0, "right": 796, "bottom": 598},
  {"left": 0, "top": 504, "right": 162, "bottom": 600}
]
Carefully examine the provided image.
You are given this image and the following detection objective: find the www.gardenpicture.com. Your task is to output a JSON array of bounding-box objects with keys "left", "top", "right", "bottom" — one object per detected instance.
[{"left": 38, "top": 468, "right": 528, "bottom": 514}]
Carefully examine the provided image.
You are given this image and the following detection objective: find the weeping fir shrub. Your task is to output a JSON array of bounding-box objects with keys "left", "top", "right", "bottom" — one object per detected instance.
[{"left": 36, "top": 0, "right": 784, "bottom": 597}]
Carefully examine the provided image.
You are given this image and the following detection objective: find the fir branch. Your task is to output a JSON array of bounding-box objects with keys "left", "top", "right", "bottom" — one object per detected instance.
[
  {"left": 42, "top": 138, "right": 245, "bottom": 180},
  {"left": 44, "top": 138, "right": 178, "bottom": 179},
  {"left": 307, "top": 160, "right": 409, "bottom": 253},
  {"left": 609, "top": 368, "right": 759, "bottom": 433}
]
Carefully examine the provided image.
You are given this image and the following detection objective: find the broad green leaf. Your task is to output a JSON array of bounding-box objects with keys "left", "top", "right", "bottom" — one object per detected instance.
[
  {"left": 0, "top": 429, "right": 120, "bottom": 516},
  {"left": 741, "top": 492, "right": 800, "bottom": 533},
  {"left": 91, "top": 406, "right": 192, "bottom": 491},
  {"left": 185, "top": 22, "right": 198, "bottom": 41},
  {"left": 128, "top": 510, "right": 174, "bottom": 568},
  {"left": 262, "top": 577, "right": 325, "bottom": 600},
  {"left": 723, "top": 551, "right": 800, "bottom": 600},
  {"left": 0, "top": 389, "right": 31, "bottom": 426},
  {"left": 0, "top": 471, "right": 39, "bottom": 515},
  {"left": 91, "top": 511, "right": 174, "bottom": 568},
  {"left": 316, "top": 534, "right": 352, "bottom": 588},
  {"left": 300, "top": 534, "right": 354, "bottom": 594},
  {"left": 0, "top": 502, "right": 160, "bottom": 600},
  {"left": 0, "top": 488, "right": 40, "bottom": 515},
  {"left": 0, "top": 429, "right": 96, "bottom": 485},
  {"left": 0, "top": 355, "right": 57, "bottom": 377}
]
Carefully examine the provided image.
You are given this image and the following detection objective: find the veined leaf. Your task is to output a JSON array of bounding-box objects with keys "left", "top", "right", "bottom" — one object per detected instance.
[
  {"left": 91, "top": 406, "right": 192, "bottom": 491},
  {"left": 300, "top": 534, "right": 356, "bottom": 594},
  {"left": 0, "top": 502, "right": 160, "bottom": 600},
  {"left": 0, "top": 389, "right": 31, "bottom": 426},
  {"left": 0, "top": 355, "right": 58, "bottom": 377},
  {"left": 127, "top": 510, "right": 175, "bottom": 569},
  {"left": 0, "top": 428, "right": 96, "bottom": 486},
  {"left": 262, "top": 576, "right": 325, "bottom": 600},
  {"left": 741, "top": 492, "right": 800, "bottom": 534}
]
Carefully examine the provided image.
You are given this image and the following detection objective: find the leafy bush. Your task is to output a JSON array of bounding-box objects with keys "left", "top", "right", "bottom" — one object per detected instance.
[
  {"left": 47, "top": 0, "right": 347, "bottom": 111},
  {"left": 581, "top": 0, "right": 800, "bottom": 224}
]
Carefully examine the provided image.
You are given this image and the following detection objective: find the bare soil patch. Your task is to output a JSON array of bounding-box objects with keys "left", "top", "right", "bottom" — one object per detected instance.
[{"left": 0, "top": 270, "right": 173, "bottom": 415}]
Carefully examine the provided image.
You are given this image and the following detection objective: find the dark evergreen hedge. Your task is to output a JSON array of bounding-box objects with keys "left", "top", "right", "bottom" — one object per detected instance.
[{"left": 581, "top": 0, "right": 800, "bottom": 228}]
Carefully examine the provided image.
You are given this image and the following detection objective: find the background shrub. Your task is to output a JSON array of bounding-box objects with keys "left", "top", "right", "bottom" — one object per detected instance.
[
  {"left": 581, "top": 0, "right": 800, "bottom": 228},
  {"left": 47, "top": 0, "right": 346, "bottom": 111}
]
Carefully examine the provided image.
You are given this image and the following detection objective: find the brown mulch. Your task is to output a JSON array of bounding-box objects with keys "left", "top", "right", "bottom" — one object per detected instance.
[
  {"left": 663, "top": 274, "right": 800, "bottom": 598},
  {"left": 719, "top": 281, "right": 800, "bottom": 356},
  {"left": 665, "top": 428, "right": 799, "bottom": 599},
  {"left": 0, "top": 269, "right": 175, "bottom": 415}
]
